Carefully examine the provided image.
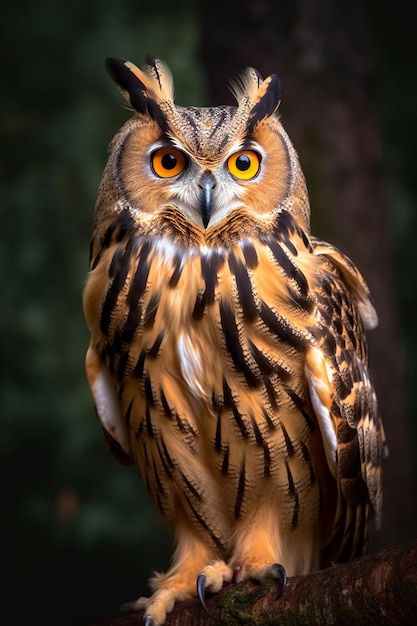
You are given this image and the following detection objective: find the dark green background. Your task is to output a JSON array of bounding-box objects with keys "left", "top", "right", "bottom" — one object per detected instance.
[{"left": 1, "top": 2, "right": 416, "bottom": 624}]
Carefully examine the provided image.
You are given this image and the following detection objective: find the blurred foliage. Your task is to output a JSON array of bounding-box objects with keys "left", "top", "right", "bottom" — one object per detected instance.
[{"left": 1, "top": 2, "right": 416, "bottom": 626}]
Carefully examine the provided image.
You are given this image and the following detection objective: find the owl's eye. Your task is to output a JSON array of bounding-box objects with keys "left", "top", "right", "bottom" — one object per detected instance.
[
  {"left": 152, "top": 148, "right": 186, "bottom": 178},
  {"left": 227, "top": 150, "right": 260, "bottom": 180}
]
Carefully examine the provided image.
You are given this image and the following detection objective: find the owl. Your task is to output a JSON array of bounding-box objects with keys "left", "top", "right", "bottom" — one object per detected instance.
[{"left": 83, "top": 55, "right": 387, "bottom": 626}]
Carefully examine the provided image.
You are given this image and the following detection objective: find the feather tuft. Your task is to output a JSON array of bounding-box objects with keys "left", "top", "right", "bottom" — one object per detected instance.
[{"left": 229, "top": 67, "right": 263, "bottom": 104}]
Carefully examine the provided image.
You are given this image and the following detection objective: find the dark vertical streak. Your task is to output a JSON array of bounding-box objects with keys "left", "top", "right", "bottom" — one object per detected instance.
[
  {"left": 128, "top": 242, "right": 152, "bottom": 303},
  {"left": 264, "top": 378, "right": 278, "bottom": 410},
  {"left": 220, "top": 301, "right": 258, "bottom": 387},
  {"left": 157, "top": 437, "right": 175, "bottom": 478},
  {"left": 251, "top": 413, "right": 271, "bottom": 478},
  {"left": 228, "top": 252, "right": 258, "bottom": 322},
  {"left": 147, "top": 332, "right": 164, "bottom": 358},
  {"left": 262, "top": 407, "right": 278, "bottom": 431},
  {"left": 125, "top": 398, "right": 134, "bottom": 427},
  {"left": 116, "top": 350, "right": 129, "bottom": 381},
  {"left": 136, "top": 418, "right": 144, "bottom": 438},
  {"left": 168, "top": 254, "right": 183, "bottom": 287},
  {"left": 144, "top": 373, "right": 155, "bottom": 406},
  {"left": 240, "top": 240, "right": 259, "bottom": 269},
  {"left": 215, "top": 411, "right": 222, "bottom": 452},
  {"left": 143, "top": 292, "right": 160, "bottom": 329},
  {"left": 193, "top": 251, "right": 224, "bottom": 320},
  {"left": 223, "top": 379, "right": 250, "bottom": 439},
  {"left": 259, "top": 302, "right": 303, "bottom": 349},
  {"left": 281, "top": 422, "right": 295, "bottom": 457},
  {"left": 145, "top": 405, "right": 155, "bottom": 437},
  {"left": 181, "top": 472, "right": 202, "bottom": 501},
  {"left": 101, "top": 244, "right": 132, "bottom": 336},
  {"left": 160, "top": 388, "right": 172, "bottom": 417},
  {"left": 301, "top": 442, "right": 316, "bottom": 485},
  {"left": 234, "top": 458, "right": 246, "bottom": 519},
  {"left": 192, "top": 291, "right": 206, "bottom": 320},
  {"left": 102, "top": 223, "right": 116, "bottom": 250},
  {"left": 116, "top": 208, "right": 136, "bottom": 241},
  {"left": 122, "top": 243, "right": 152, "bottom": 342},
  {"left": 133, "top": 350, "right": 146, "bottom": 378},
  {"left": 284, "top": 387, "right": 315, "bottom": 431},
  {"left": 153, "top": 459, "right": 165, "bottom": 495},
  {"left": 209, "top": 108, "right": 227, "bottom": 138},
  {"left": 221, "top": 447, "right": 229, "bottom": 476},
  {"left": 183, "top": 492, "right": 225, "bottom": 552},
  {"left": 142, "top": 440, "right": 150, "bottom": 465},
  {"left": 121, "top": 304, "right": 142, "bottom": 343},
  {"left": 249, "top": 339, "right": 291, "bottom": 382},
  {"left": 285, "top": 461, "right": 299, "bottom": 527}
]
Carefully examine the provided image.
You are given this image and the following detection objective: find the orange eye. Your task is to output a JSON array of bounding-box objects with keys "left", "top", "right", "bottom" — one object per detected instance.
[
  {"left": 152, "top": 148, "right": 186, "bottom": 178},
  {"left": 227, "top": 150, "right": 260, "bottom": 180}
]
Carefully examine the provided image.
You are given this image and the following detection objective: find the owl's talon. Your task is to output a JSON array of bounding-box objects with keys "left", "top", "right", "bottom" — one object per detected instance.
[
  {"left": 270, "top": 563, "right": 287, "bottom": 599},
  {"left": 144, "top": 616, "right": 154, "bottom": 626},
  {"left": 197, "top": 572, "right": 209, "bottom": 613}
]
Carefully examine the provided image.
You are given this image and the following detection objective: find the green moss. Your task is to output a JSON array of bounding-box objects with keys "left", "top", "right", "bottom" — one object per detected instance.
[
  {"left": 216, "top": 577, "right": 276, "bottom": 625},
  {"left": 214, "top": 576, "right": 318, "bottom": 626}
]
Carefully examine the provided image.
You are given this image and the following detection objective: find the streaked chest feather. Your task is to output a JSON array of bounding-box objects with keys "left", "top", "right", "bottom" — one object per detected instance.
[{"left": 85, "top": 224, "right": 317, "bottom": 406}]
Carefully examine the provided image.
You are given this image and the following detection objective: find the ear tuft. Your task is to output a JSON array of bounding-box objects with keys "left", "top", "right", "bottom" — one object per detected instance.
[
  {"left": 230, "top": 67, "right": 282, "bottom": 131},
  {"left": 105, "top": 57, "right": 147, "bottom": 113},
  {"left": 230, "top": 67, "right": 264, "bottom": 104},
  {"left": 105, "top": 56, "right": 173, "bottom": 126},
  {"left": 248, "top": 74, "right": 281, "bottom": 129},
  {"left": 144, "top": 54, "right": 174, "bottom": 101}
]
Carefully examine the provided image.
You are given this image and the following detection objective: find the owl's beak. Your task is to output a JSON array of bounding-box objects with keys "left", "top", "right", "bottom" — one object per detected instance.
[{"left": 199, "top": 170, "right": 216, "bottom": 228}]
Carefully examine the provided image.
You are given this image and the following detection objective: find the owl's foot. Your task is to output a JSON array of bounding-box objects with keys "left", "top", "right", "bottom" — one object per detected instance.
[
  {"left": 120, "top": 551, "right": 226, "bottom": 625},
  {"left": 121, "top": 583, "right": 196, "bottom": 626},
  {"left": 196, "top": 560, "right": 234, "bottom": 613},
  {"left": 196, "top": 560, "right": 286, "bottom": 612},
  {"left": 250, "top": 562, "right": 287, "bottom": 599},
  {"left": 244, "top": 562, "right": 287, "bottom": 599},
  {"left": 198, "top": 561, "right": 287, "bottom": 612}
]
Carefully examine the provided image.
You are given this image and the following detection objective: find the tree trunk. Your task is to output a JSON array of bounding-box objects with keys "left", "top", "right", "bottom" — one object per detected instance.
[
  {"left": 91, "top": 539, "right": 417, "bottom": 625},
  {"left": 199, "top": 0, "right": 416, "bottom": 552}
]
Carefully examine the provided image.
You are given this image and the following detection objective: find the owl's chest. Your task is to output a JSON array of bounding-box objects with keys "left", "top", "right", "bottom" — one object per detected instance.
[{"left": 94, "top": 236, "right": 314, "bottom": 407}]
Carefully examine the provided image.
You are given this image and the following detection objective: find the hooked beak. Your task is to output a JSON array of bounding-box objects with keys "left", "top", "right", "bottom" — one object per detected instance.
[{"left": 199, "top": 170, "right": 216, "bottom": 228}]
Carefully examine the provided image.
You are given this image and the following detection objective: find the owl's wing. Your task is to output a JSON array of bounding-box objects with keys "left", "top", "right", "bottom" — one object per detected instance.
[
  {"left": 305, "top": 238, "right": 386, "bottom": 534},
  {"left": 85, "top": 342, "right": 134, "bottom": 466},
  {"left": 309, "top": 238, "right": 378, "bottom": 331}
]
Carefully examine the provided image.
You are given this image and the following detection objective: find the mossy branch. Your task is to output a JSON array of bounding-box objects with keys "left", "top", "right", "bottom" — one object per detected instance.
[{"left": 92, "top": 539, "right": 417, "bottom": 626}]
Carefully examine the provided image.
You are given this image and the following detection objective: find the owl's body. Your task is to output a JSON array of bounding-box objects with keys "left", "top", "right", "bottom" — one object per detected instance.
[{"left": 83, "top": 56, "right": 386, "bottom": 625}]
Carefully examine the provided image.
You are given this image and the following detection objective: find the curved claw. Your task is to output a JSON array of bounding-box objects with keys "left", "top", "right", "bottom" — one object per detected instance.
[
  {"left": 271, "top": 563, "right": 287, "bottom": 599},
  {"left": 196, "top": 572, "right": 209, "bottom": 614},
  {"left": 144, "top": 616, "right": 154, "bottom": 626}
]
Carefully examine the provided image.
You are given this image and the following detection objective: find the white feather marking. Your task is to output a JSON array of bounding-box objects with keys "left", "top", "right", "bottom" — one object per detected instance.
[
  {"left": 358, "top": 299, "right": 378, "bottom": 331},
  {"left": 85, "top": 345, "right": 132, "bottom": 457},
  {"left": 177, "top": 333, "right": 206, "bottom": 398},
  {"left": 306, "top": 346, "right": 337, "bottom": 477},
  {"left": 152, "top": 236, "right": 183, "bottom": 263}
]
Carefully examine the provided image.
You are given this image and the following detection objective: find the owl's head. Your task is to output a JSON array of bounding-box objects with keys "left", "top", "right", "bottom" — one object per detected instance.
[{"left": 94, "top": 55, "right": 310, "bottom": 248}]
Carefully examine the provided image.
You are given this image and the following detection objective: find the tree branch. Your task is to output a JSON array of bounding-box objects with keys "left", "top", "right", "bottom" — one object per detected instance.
[{"left": 92, "top": 539, "right": 417, "bottom": 625}]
